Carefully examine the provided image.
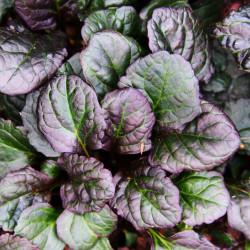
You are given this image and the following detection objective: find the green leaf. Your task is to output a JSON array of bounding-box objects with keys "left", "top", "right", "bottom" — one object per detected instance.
[
  {"left": 147, "top": 7, "right": 215, "bottom": 83},
  {"left": 81, "top": 6, "right": 141, "bottom": 43},
  {"left": 14, "top": 203, "right": 65, "bottom": 250},
  {"left": 37, "top": 75, "right": 106, "bottom": 155},
  {"left": 125, "top": 231, "right": 137, "bottom": 248},
  {"left": 172, "top": 171, "right": 230, "bottom": 226},
  {"left": 209, "top": 229, "right": 234, "bottom": 246},
  {"left": 224, "top": 99, "right": 250, "bottom": 155},
  {"left": 91, "top": 237, "right": 112, "bottom": 250},
  {"left": 214, "top": 6, "right": 250, "bottom": 72},
  {"left": 56, "top": 205, "right": 117, "bottom": 249},
  {"left": 21, "top": 89, "right": 60, "bottom": 157},
  {"left": 40, "top": 160, "right": 61, "bottom": 179},
  {"left": 0, "top": 167, "right": 52, "bottom": 231},
  {"left": 0, "top": 0, "right": 14, "bottom": 23},
  {"left": 0, "top": 118, "right": 37, "bottom": 178},
  {"left": 118, "top": 51, "right": 201, "bottom": 131},
  {"left": 149, "top": 100, "right": 241, "bottom": 173},
  {"left": 0, "top": 94, "right": 26, "bottom": 126},
  {"left": 80, "top": 31, "right": 144, "bottom": 99}
]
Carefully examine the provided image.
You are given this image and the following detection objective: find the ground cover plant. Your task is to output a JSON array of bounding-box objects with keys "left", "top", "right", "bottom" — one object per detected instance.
[{"left": 0, "top": 0, "right": 249, "bottom": 249}]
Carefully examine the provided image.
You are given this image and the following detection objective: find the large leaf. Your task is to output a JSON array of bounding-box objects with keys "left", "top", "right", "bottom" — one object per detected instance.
[
  {"left": 0, "top": 0, "right": 14, "bottom": 23},
  {"left": 118, "top": 51, "right": 201, "bottom": 131},
  {"left": 147, "top": 7, "right": 215, "bottom": 83},
  {"left": 0, "top": 234, "right": 38, "bottom": 250},
  {"left": 0, "top": 118, "right": 37, "bottom": 178},
  {"left": 0, "top": 94, "right": 26, "bottom": 125},
  {"left": 101, "top": 88, "right": 155, "bottom": 154},
  {"left": 149, "top": 101, "right": 241, "bottom": 174},
  {"left": 172, "top": 171, "right": 230, "bottom": 226},
  {"left": 80, "top": 31, "right": 144, "bottom": 99},
  {"left": 149, "top": 229, "right": 217, "bottom": 250},
  {"left": 0, "top": 26, "right": 67, "bottom": 95},
  {"left": 37, "top": 75, "right": 106, "bottom": 154},
  {"left": 14, "top": 203, "right": 65, "bottom": 250},
  {"left": 59, "top": 154, "right": 115, "bottom": 214},
  {"left": 224, "top": 99, "right": 250, "bottom": 155},
  {"left": 22, "top": 89, "right": 60, "bottom": 157},
  {"left": 214, "top": 6, "right": 250, "bottom": 72},
  {"left": 0, "top": 166, "right": 52, "bottom": 231},
  {"left": 81, "top": 7, "right": 141, "bottom": 43},
  {"left": 110, "top": 165, "right": 181, "bottom": 230},
  {"left": 56, "top": 205, "right": 117, "bottom": 249}
]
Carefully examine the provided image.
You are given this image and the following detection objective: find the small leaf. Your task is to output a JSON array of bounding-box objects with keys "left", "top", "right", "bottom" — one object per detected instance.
[
  {"left": 37, "top": 75, "right": 106, "bottom": 154},
  {"left": 59, "top": 154, "right": 115, "bottom": 214},
  {"left": 0, "top": 118, "right": 37, "bottom": 178},
  {"left": 229, "top": 74, "right": 250, "bottom": 100},
  {"left": 110, "top": 165, "right": 181, "bottom": 230},
  {"left": 101, "top": 88, "right": 155, "bottom": 154},
  {"left": 40, "top": 160, "right": 61, "bottom": 179},
  {"left": 224, "top": 98, "right": 250, "bottom": 155},
  {"left": 0, "top": 26, "right": 67, "bottom": 95},
  {"left": 0, "top": 233, "right": 39, "bottom": 250},
  {"left": 22, "top": 89, "right": 60, "bottom": 157},
  {"left": 118, "top": 51, "right": 201, "bottom": 131},
  {"left": 214, "top": 6, "right": 250, "bottom": 72},
  {"left": 0, "top": 0, "right": 14, "bottom": 23},
  {"left": 147, "top": 7, "right": 215, "bottom": 83},
  {"left": 81, "top": 6, "right": 141, "bottom": 43},
  {"left": 80, "top": 31, "right": 144, "bottom": 98},
  {"left": 209, "top": 229, "right": 234, "bottom": 246},
  {"left": 56, "top": 205, "right": 117, "bottom": 249},
  {"left": 14, "top": 203, "right": 65, "bottom": 250},
  {"left": 0, "top": 167, "right": 52, "bottom": 231},
  {"left": 172, "top": 171, "right": 230, "bottom": 226},
  {"left": 149, "top": 100, "right": 241, "bottom": 173}
]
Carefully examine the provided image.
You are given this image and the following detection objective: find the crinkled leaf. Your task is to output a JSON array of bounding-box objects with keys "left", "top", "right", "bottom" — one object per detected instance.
[
  {"left": 22, "top": 89, "right": 60, "bottom": 157},
  {"left": 80, "top": 31, "right": 144, "bottom": 99},
  {"left": 172, "top": 171, "right": 230, "bottom": 226},
  {"left": 214, "top": 6, "right": 250, "bottom": 72},
  {"left": 110, "top": 165, "right": 181, "bottom": 230},
  {"left": 0, "top": 26, "right": 67, "bottom": 95},
  {"left": 14, "top": 203, "right": 65, "bottom": 250},
  {"left": 37, "top": 75, "right": 106, "bottom": 153},
  {"left": 149, "top": 101, "right": 241, "bottom": 174},
  {"left": 0, "top": 94, "right": 26, "bottom": 125},
  {"left": 81, "top": 7, "right": 141, "bottom": 43},
  {"left": 0, "top": 166, "right": 52, "bottom": 231},
  {"left": 59, "top": 154, "right": 115, "bottom": 214},
  {"left": 224, "top": 99, "right": 250, "bottom": 155},
  {"left": 56, "top": 205, "right": 117, "bottom": 249},
  {"left": 101, "top": 88, "right": 155, "bottom": 154},
  {"left": 0, "top": 118, "right": 37, "bottom": 178},
  {"left": 227, "top": 195, "right": 250, "bottom": 240},
  {"left": 57, "top": 52, "right": 85, "bottom": 81},
  {"left": 0, "top": 234, "right": 38, "bottom": 250},
  {"left": 118, "top": 51, "right": 201, "bottom": 131},
  {"left": 149, "top": 229, "right": 217, "bottom": 250},
  {"left": 40, "top": 160, "right": 61, "bottom": 179},
  {"left": 147, "top": 7, "right": 215, "bottom": 83}
]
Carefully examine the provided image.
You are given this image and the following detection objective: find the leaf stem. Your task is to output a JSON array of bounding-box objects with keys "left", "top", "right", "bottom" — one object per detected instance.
[{"left": 226, "top": 183, "right": 250, "bottom": 196}]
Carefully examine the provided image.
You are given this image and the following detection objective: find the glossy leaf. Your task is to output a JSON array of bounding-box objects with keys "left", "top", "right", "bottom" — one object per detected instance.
[
  {"left": 0, "top": 94, "right": 26, "bottom": 125},
  {"left": 59, "top": 154, "right": 115, "bottom": 214},
  {"left": 214, "top": 6, "right": 250, "bottom": 72},
  {"left": 101, "top": 88, "right": 155, "bottom": 154},
  {"left": 0, "top": 234, "right": 38, "bottom": 250},
  {"left": 118, "top": 51, "right": 201, "bottom": 131},
  {"left": 147, "top": 7, "right": 215, "bottom": 83},
  {"left": 81, "top": 7, "right": 141, "bottom": 43},
  {"left": 80, "top": 31, "right": 144, "bottom": 98},
  {"left": 40, "top": 160, "right": 61, "bottom": 179},
  {"left": 224, "top": 99, "right": 250, "bottom": 155},
  {"left": 37, "top": 75, "right": 106, "bottom": 154},
  {"left": 172, "top": 171, "right": 230, "bottom": 226},
  {"left": 149, "top": 101, "right": 241, "bottom": 174},
  {"left": 56, "top": 205, "right": 117, "bottom": 249},
  {"left": 0, "top": 26, "right": 67, "bottom": 95},
  {"left": 0, "top": 118, "right": 37, "bottom": 178},
  {"left": 22, "top": 89, "right": 60, "bottom": 157},
  {"left": 0, "top": 166, "right": 52, "bottom": 231},
  {"left": 0, "top": 0, "right": 14, "bottom": 23},
  {"left": 110, "top": 165, "right": 181, "bottom": 230},
  {"left": 14, "top": 203, "right": 65, "bottom": 250}
]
